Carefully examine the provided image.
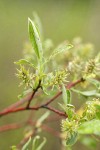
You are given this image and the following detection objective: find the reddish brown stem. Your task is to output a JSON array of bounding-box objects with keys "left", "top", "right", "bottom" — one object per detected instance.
[
  {"left": 0, "top": 92, "right": 33, "bottom": 113},
  {"left": 0, "top": 78, "right": 84, "bottom": 118},
  {"left": 0, "top": 121, "right": 61, "bottom": 141},
  {"left": 0, "top": 105, "right": 67, "bottom": 118},
  {"left": 0, "top": 123, "right": 23, "bottom": 133},
  {"left": 17, "top": 128, "right": 36, "bottom": 149},
  {"left": 26, "top": 80, "right": 41, "bottom": 108},
  {"left": 42, "top": 105, "right": 67, "bottom": 117}
]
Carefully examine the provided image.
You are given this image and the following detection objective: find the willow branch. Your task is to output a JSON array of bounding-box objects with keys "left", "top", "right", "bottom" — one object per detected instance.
[
  {"left": 26, "top": 80, "right": 41, "bottom": 108},
  {"left": 0, "top": 105, "right": 67, "bottom": 118},
  {"left": 42, "top": 77, "right": 84, "bottom": 106},
  {"left": 0, "top": 78, "right": 84, "bottom": 118}
]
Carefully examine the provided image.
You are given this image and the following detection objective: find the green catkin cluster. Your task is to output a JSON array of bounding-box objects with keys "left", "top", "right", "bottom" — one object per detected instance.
[
  {"left": 51, "top": 69, "right": 68, "bottom": 86},
  {"left": 61, "top": 119, "right": 79, "bottom": 146},
  {"left": 84, "top": 59, "right": 97, "bottom": 78},
  {"left": 61, "top": 99, "right": 100, "bottom": 146},
  {"left": 43, "top": 69, "right": 69, "bottom": 90},
  {"left": 16, "top": 65, "right": 34, "bottom": 88},
  {"left": 82, "top": 99, "right": 100, "bottom": 121}
]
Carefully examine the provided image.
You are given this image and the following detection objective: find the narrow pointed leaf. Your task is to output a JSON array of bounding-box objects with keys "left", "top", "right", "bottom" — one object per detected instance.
[
  {"left": 72, "top": 89, "right": 97, "bottom": 97},
  {"left": 80, "top": 137, "right": 97, "bottom": 149},
  {"left": 32, "top": 136, "right": 40, "bottom": 150},
  {"left": 46, "top": 42, "right": 73, "bottom": 63},
  {"left": 37, "top": 138, "right": 47, "bottom": 150},
  {"left": 28, "top": 18, "right": 43, "bottom": 59},
  {"left": 15, "top": 59, "right": 36, "bottom": 68},
  {"left": 32, "top": 136, "right": 46, "bottom": 150},
  {"left": 66, "top": 132, "right": 78, "bottom": 146},
  {"left": 62, "top": 84, "right": 71, "bottom": 104},
  {"left": 78, "top": 119, "right": 100, "bottom": 135},
  {"left": 22, "top": 137, "right": 31, "bottom": 150},
  {"left": 33, "top": 12, "right": 43, "bottom": 40},
  {"left": 36, "top": 111, "right": 50, "bottom": 128},
  {"left": 88, "top": 78, "right": 100, "bottom": 89}
]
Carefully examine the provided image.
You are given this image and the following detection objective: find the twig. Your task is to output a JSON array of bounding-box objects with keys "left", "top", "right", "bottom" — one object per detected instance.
[
  {"left": 43, "top": 77, "right": 84, "bottom": 106},
  {"left": 0, "top": 105, "right": 67, "bottom": 118},
  {"left": 17, "top": 121, "right": 61, "bottom": 149},
  {"left": 0, "top": 78, "right": 84, "bottom": 118},
  {"left": 42, "top": 105, "right": 67, "bottom": 117},
  {"left": 17, "top": 128, "right": 36, "bottom": 149},
  {"left": 26, "top": 80, "right": 41, "bottom": 108},
  {"left": 0, "top": 92, "right": 33, "bottom": 113},
  {"left": 0, "top": 123, "right": 23, "bottom": 133},
  {"left": 0, "top": 120, "right": 60, "bottom": 137}
]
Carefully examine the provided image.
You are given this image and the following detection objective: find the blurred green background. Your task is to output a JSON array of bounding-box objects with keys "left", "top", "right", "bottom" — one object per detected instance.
[{"left": 0, "top": 0, "right": 100, "bottom": 149}]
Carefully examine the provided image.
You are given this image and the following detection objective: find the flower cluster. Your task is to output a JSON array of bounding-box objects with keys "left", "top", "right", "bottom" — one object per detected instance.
[
  {"left": 61, "top": 119, "right": 78, "bottom": 133},
  {"left": 49, "top": 69, "right": 69, "bottom": 88},
  {"left": 16, "top": 65, "right": 34, "bottom": 88},
  {"left": 61, "top": 98, "right": 100, "bottom": 146},
  {"left": 82, "top": 99, "right": 100, "bottom": 121},
  {"left": 83, "top": 57, "right": 100, "bottom": 79},
  {"left": 61, "top": 118, "right": 79, "bottom": 146}
]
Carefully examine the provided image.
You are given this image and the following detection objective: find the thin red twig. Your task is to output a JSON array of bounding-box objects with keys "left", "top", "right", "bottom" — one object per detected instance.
[
  {"left": 0, "top": 78, "right": 84, "bottom": 118},
  {"left": 26, "top": 80, "right": 41, "bottom": 108},
  {"left": 0, "top": 123, "right": 23, "bottom": 133},
  {"left": 0, "top": 121, "right": 61, "bottom": 142},
  {"left": 0, "top": 105, "right": 67, "bottom": 118}
]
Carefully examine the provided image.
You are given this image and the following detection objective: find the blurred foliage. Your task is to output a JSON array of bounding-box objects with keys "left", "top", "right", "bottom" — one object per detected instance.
[{"left": 11, "top": 136, "right": 46, "bottom": 150}]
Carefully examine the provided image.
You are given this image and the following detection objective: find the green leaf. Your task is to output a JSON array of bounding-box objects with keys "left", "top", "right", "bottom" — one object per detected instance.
[
  {"left": 95, "top": 104, "right": 100, "bottom": 110},
  {"left": 45, "top": 42, "right": 73, "bottom": 63},
  {"left": 78, "top": 119, "right": 100, "bottom": 136},
  {"left": 18, "top": 88, "right": 32, "bottom": 99},
  {"left": 58, "top": 102, "right": 66, "bottom": 111},
  {"left": 67, "top": 107, "right": 75, "bottom": 119},
  {"left": 33, "top": 12, "right": 43, "bottom": 40},
  {"left": 95, "top": 93, "right": 100, "bottom": 97},
  {"left": 80, "top": 136, "right": 97, "bottom": 149},
  {"left": 62, "top": 84, "right": 71, "bottom": 105},
  {"left": 66, "top": 132, "right": 78, "bottom": 146},
  {"left": 32, "top": 136, "right": 40, "bottom": 150},
  {"left": 66, "top": 90, "right": 71, "bottom": 104},
  {"left": 53, "top": 42, "right": 73, "bottom": 56},
  {"left": 32, "top": 136, "right": 46, "bottom": 150},
  {"left": 36, "top": 111, "right": 50, "bottom": 128},
  {"left": 72, "top": 89, "right": 97, "bottom": 97},
  {"left": 88, "top": 78, "right": 100, "bottom": 90},
  {"left": 96, "top": 112, "right": 100, "bottom": 119},
  {"left": 22, "top": 137, "right": 31, "bottom": 150},
  {"left": 28, "top": 18, "right": 43, "bottom": 59},
  {"left": 62, "top": 84, "right": 67, "bottom": 104},
  {"left": 95, "top": 105, "right": 100, "bottom": 119},
  {"left": 42, "top": 86, "right": 50, "bottom": 95},
  {"left": 36, "top": 138, "right": 46, "bottom": 150},
  {"left": 80, "top": 90, "right": 97, "bottom": 96},
  {"left": 15, "top": 59, "right": 36, "bottom": 68}
]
